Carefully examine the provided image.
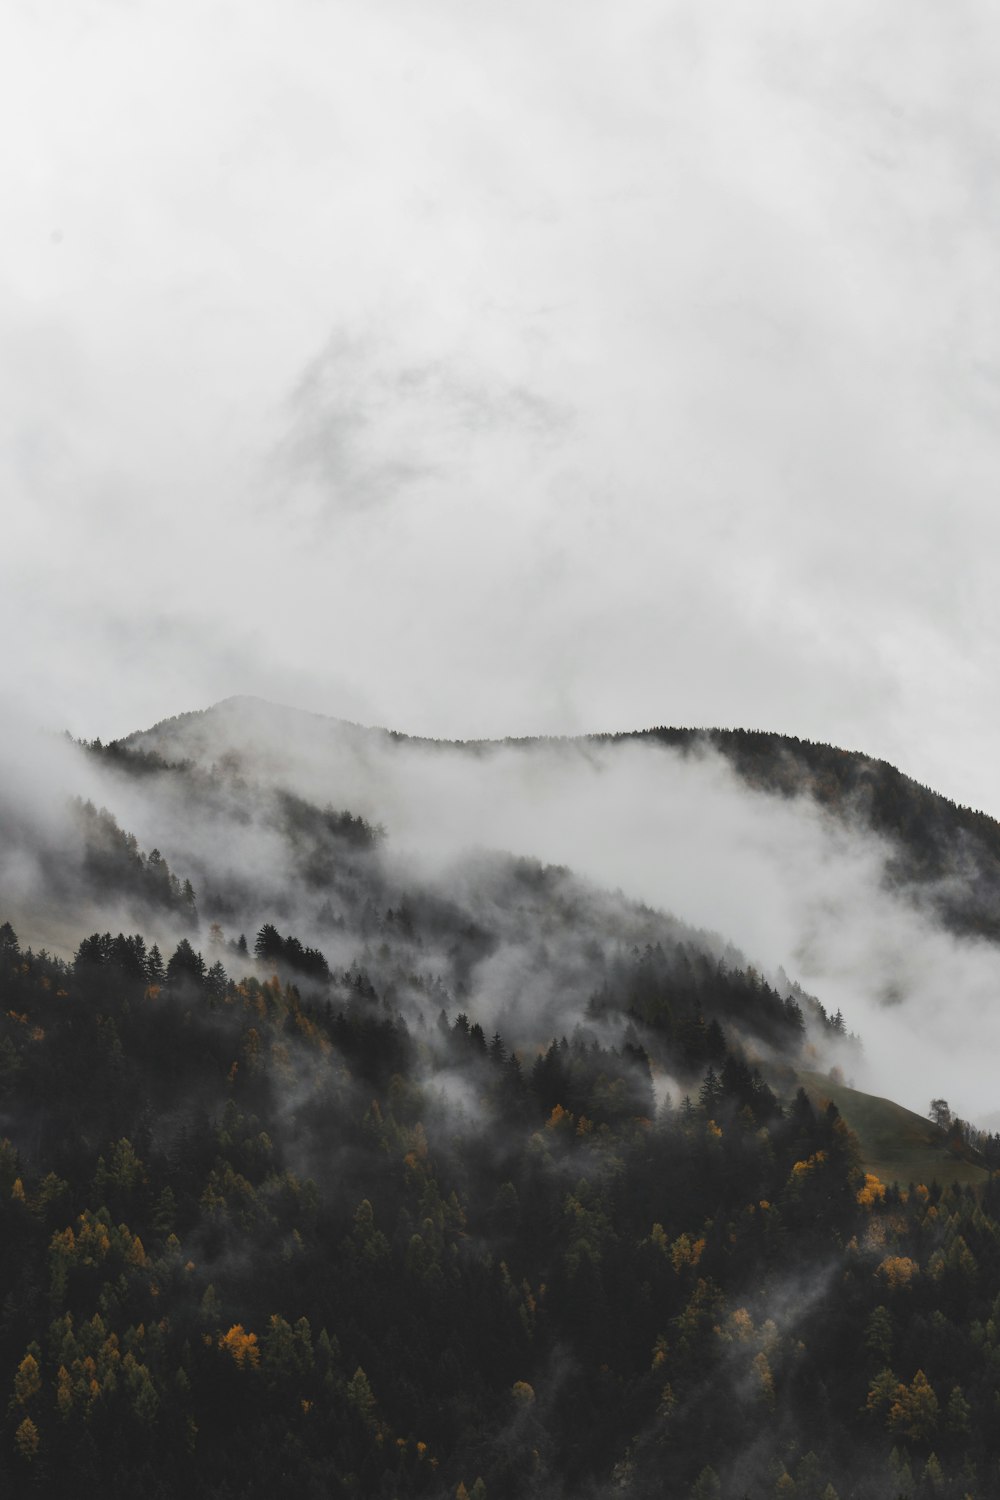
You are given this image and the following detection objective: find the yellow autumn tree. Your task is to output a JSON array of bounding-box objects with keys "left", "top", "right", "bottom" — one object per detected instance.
[
  {"left": 13, "top": 1352, "right": 41, "bottom": 1406},
  {"left": 14, "top": 1417, "right": 39, "bottom": 1462},
  {"left": 876, "top": 1256, "right": 919, "bottom": 1291},
  {"left": 788, "top": 1150, "right": 827, "bottom": 1184},
  {"left": 670, "top": 1234, "right": 706, "bottom": 1272},
  {"left": 726, "top": 1307, "right": 754, "bottom": 1343},
  {"left": 218, "top": 1324, "right": 260, "bottom": 1370},
  {"left": 544, "top": 1104, "right": 575, "bottom": 1140},
  {"left": 857, "top": 1174, "right": 886, "bottom": 1208},
  {"left": 888, "top": 1369, "right": 939, "bottom": 1444}
]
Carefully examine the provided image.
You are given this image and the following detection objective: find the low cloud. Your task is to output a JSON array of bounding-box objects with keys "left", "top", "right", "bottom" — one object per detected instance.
[{"left": 111, "top": 699, "right": 1000, "bottom": 1123}]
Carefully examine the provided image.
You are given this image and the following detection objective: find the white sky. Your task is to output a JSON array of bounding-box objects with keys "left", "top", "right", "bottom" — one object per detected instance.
[{"left": 4, "top": 0, "right": 1000, "bottom": 814}]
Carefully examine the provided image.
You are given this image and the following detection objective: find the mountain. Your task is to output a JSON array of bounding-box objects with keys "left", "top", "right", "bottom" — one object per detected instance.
[
  {"left": 128, "top": 695, "right": 1000, "bottom": 944},
  {"left": 1, "top": 699, "right": 999, "bottom": 1497}
]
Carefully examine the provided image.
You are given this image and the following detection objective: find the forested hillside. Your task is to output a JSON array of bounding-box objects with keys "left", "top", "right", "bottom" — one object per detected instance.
[
  {"left": 1, "top": 710, "right": 1000, "bottom": 1496},
  {"left": 1, "top": 907, "right": 999, "bottom": 1499}
]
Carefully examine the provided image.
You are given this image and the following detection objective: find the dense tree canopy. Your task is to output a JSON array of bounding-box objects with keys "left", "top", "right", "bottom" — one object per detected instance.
[
  {"left": 4, "top": 716, "right": 1000, "bottom": 1496},
  {"left": 0, "top": 910, "right": 998, "bottom": 1499}
]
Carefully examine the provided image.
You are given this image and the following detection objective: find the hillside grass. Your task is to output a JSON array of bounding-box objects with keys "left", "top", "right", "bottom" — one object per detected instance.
[{"left": 799, "top": 1070, "right": 989, "bottom": 1190}]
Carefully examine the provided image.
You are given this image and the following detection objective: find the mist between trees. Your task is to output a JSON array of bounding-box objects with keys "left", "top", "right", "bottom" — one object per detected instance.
[{"left": 2, "top": 702, "right": 1000, "bottom": 1493}]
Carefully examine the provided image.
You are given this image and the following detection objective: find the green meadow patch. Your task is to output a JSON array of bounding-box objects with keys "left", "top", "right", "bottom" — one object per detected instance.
[{"left": 799, "top": 1070, "right": 989, "bottom": 1191}]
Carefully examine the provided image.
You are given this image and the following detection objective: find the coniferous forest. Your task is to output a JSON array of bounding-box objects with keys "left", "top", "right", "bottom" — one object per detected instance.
[{"left": 2, "top": 706, "right": 1000, "bottom": 1499}]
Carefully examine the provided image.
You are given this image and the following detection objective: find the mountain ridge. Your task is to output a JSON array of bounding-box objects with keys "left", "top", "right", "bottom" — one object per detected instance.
[{"left": 121, "top": 696, "right": 1000, "bottom": 946}]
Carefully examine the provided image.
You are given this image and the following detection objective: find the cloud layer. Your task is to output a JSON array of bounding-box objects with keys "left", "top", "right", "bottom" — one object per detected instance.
[{"left": 4, "top": 1, "right": 1000, "bottom": 813}]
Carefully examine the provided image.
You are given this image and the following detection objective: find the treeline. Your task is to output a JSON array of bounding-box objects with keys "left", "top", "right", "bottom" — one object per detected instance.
[
  {"left": 73, "top": 801, "right": 198, "bottom": 926},
  {"left": 589, "top": 940, "right": 813, "bottom": 1062},
  {"left": 253, "top": 923, "right": 331, "bottom": 982},
  {"left": 109, "top": 703, "right": 1000, "bottom": 942},
  {"left": 598, "top": 726, "right": 1000, "bottom": 944},
  {"left": 459, "top": 717, "right": 1000, "bottom": 946},
  {"left": 82, "top": 737, "right": 384, "bottom": 852},
  {"left": 928, "top": 1100, "right": 1000, "bottom": 1173}
]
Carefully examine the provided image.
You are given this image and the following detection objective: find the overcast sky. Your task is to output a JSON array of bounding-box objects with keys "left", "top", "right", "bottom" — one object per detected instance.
[{"left": 4, "top": 0, "right": 1000, "bottom": 811}]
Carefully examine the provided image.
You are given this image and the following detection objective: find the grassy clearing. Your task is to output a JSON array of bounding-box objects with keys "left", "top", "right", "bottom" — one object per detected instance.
[{"left": 798, "top": 1070, "right": 989, "bottom": 1190}]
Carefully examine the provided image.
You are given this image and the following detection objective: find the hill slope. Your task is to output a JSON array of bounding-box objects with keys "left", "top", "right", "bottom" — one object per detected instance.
[{"left": 800, "top": 1070, "right": 988, "bottom": 1190}]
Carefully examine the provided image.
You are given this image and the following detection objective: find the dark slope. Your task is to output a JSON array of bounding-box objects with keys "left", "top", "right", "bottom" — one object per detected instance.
[{"left": 1, "top": 901, "right": 999, "bottom": 1499}]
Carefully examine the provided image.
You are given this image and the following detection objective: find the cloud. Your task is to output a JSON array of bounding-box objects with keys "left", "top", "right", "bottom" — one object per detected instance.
[
  {"left": 274, "top": 325, "right": 572, "bottom": 520},
  {"left": 4, "top": 0, "right": 1000, "bottom": 811}
]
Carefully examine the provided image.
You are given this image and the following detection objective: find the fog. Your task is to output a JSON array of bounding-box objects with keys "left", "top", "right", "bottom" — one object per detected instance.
[
  {"left": 3, "top": 693, "right": 999, "bottom": 1124},
  {"left": 108, "top": 699, "right": 1000, "bottom": 1120},
  {"left": 5, "top": 2, "right": 1000, "bottom": 820}
]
